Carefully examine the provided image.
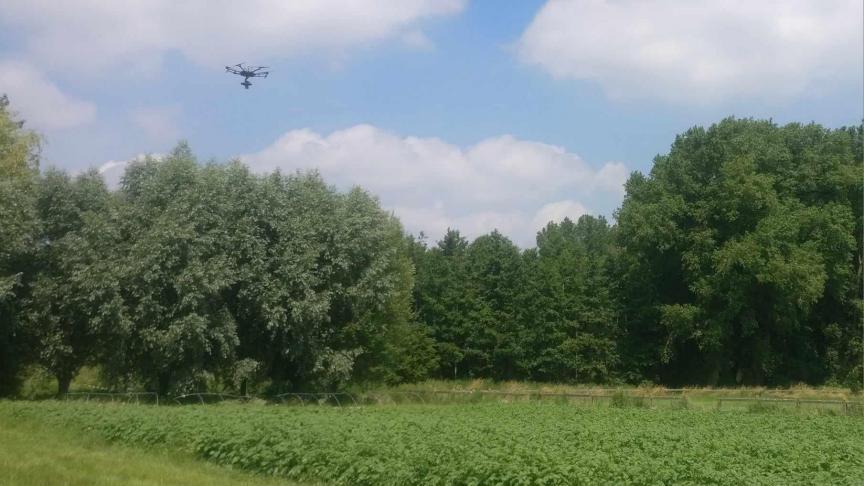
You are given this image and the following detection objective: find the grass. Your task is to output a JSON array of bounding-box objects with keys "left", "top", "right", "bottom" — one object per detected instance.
[
  {"left": 0, "top": 410, "right": 295, "bottom": 485},
  {"left": 387, "top": 378, "right": 857, "bottom": 399},
  {"left": 20, "top": 367, "right": 861, "bottom": 416},
  {"left": 23, "top": 363, "right": 860, "bottom": 404},
  {"left": 371, "top": 379, "right": 860, "bottom": 411}
]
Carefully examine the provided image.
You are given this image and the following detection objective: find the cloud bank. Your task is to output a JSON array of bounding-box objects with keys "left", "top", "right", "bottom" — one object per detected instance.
[
  {"left": 242, "top": 125, "right": 628, "bottom": 246},
  {"left": 517, "top": 0, "right": 863, "bottom": 103},
  {"left": 0, "top": 61, "right": 96, "bottom": 130},
  {"left": 2, "top": 0, "right": 466, "bottom": 75}
]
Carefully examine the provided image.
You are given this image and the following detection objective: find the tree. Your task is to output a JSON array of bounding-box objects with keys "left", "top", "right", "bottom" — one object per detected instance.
[
  {"left": 413, "top": 229, "right": 528, "bottom": 380},
  {"left": 218, "top": 169, "right": 419, "bottom": 391},
  {"left": 412, "top": 229, "right": 476, "bottom": 378},
  {"left": 352, "top": 235, "right": 439, "bottom": 385},
  {"left": 0, "top": 95, "right": 40, "bottom": 396},
  {"left": 520, "top": 216, "right": 620, "bottom": 383},
  {"left": 616, "top": 119, "right": 862, "bottom": 386},
  {"left": 463, "top": 230, "right": 524, "bottom": 379},
  {"left": 104, "top": 145, "right": 240, "bottom": 394},
  {"left": 27, "top": 169, "right": 116, "bottom": 394}
]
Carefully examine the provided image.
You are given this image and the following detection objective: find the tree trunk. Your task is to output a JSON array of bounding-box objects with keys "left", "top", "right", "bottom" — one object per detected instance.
[
  {"left": 157, "top": 372, "right": 171, "bottom": 397},
  {"left": 57, "top": 372, "right": 72, "bottom": 396},
  {"left": 705, "top": 353, "right": 721, "bottom": 387}
]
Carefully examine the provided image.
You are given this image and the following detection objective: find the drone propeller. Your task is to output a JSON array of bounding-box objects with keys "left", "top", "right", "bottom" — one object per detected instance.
[{"left": 226, "top": 62, "right": 270, "bottom": 87}]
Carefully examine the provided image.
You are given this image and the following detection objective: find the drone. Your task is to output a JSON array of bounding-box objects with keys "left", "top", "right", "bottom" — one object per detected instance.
[{"left": 225, "top": 63, "right": 269, "bottom": 89}]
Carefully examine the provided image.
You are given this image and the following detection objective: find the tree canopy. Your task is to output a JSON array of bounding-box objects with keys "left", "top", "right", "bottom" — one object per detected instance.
[
  {"left": 1, "top": 113, "right": 861, "bottom": 395},
  {"left": 616, "top": 119, "right": 862, "bottom": 386}
]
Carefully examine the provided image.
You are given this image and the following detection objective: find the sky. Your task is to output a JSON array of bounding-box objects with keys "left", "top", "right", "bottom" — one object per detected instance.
[{"left": 0, "top": 0, "right": 861, "bottom": 247}]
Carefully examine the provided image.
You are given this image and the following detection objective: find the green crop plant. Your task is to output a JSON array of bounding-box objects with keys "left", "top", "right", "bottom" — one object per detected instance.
[{"left": 3, "top": 400, "right": 863, "bottom": 485}]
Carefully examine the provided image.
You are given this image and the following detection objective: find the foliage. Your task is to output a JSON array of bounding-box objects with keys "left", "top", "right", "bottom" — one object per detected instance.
[
  {"left": 91, "top": 147, "right": 241, "bottom": 394},
  {"left": 26, "top": 169, "right": 116, "bottom": 394},
  {"left": 520, "top": 215, "right": 620, "bottom": 382},
  {"left": 411, "top": 229, "right": 476, "bottom": 378},
  {"left": 0, "top": 408, "right": 290, "bottom": 486},
  {"left": 0, "top": 116, "right": 861, "bottom": 394},
  {"left": 616, "top": 118, "right": 863, "bottom": 386},
  {"left": 4, "top": 401, "right": 863, "bottom": 485},
  {"left": 220, "top": 169, "right": 415, "bottom": 391},
  {"left": 0, "top": 95, "right": 40, "bottom": 396}
]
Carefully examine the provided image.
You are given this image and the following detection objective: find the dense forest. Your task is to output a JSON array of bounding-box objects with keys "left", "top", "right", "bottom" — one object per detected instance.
[{"left": 1, "top": 95, "right": 862, "bottom": 396}]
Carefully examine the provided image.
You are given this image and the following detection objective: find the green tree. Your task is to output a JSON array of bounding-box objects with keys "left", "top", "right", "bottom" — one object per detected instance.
[
  {"left": 520, "top": 216, "right": 620, "bottom": 383},
  {"left": 27, "top": 169, "right": 116, "bottom": 394},
  {"left": 413, "top": 229, "right": 527, "bottom": 380},
  {"left": 412, "top": 229, "right": 476, "bottom": 378},
  {"left": 463, "top": 230, "right": 524, "bottom": 379},
  {"left": 220, "top": 170, "right": 419, "bottom": 391},
  {"left": 352, "top": 235, "right": 438, "bottom": 385},
  {"left": 105, "top": 146, "right": 240, "bottom": 394},
  {"left": 617, "top": 119, "right": 862, "bottom": 386},
  {"left": 0, "top": 95, "right": 40, "bottom": 396}
]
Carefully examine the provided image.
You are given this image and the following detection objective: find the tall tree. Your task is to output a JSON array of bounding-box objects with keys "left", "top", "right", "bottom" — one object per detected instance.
[
  {"left": 520, "top": 216, "right": 620, "bottom": 383},
  {"left": 412, "top": 229, "right": 476, "bottom": 378},
  {"left": 222, "top": 170, "right": 419, "bottom": 391},
  {"left": 617, "top": 119, "right": 862, "bottom": 386},
  {"left": 27, "top": 169, "right": 116, "bottom": 394},
  {"left": 105, "top": 145, "right": 240, "bottom": 394},
  {"left": 463, "top": 230, "right": 524, "bottom": 379},
  {"left": 0, "top": 95, "right": 40, "bottom": 396},
  {"left": 352, "top": 234, "right": 439, "bottom": 385}
]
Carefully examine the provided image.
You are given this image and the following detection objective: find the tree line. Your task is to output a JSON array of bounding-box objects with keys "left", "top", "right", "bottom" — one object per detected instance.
[{"left": 1, "top": 96, "right": 861, "bottom": 395}]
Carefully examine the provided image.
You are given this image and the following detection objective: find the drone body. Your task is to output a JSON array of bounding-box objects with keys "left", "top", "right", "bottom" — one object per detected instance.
[{"left": 225, "top": 63, "right": 269, "bottom": 89}]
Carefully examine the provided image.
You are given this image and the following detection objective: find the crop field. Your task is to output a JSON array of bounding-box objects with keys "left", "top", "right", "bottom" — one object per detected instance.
[
  {"left": 2, "top": 401, "right": 862, "bottom": 485},
  {"left": 0, "top": 408, "right": 291, "bottom": 486}
]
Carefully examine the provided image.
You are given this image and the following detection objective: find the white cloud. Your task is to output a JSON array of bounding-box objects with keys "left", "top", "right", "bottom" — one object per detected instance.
[
  {"left": 517, "top": 0, "right": 863, "bottom": 103},
  {"left": 2, "top": 0, "right": 465, "bottom": 75},
  {"left": 0, "top": 61, "right": 96, "bottom": 130},
  {"left": 94, "top": 126, "right": 625, "bottom": 246},
  {"left": 96, "top": 154, "right": 165, "bottom": 189},
  {"left": 594, "top": 162, "right": 628, "bottom": 195},
  {"left": 242, "top": 125, "right": 627, "bottom": 246},
  {"left": 532, "top": 200, "right": 588, "bottom": 230},
  {"left": 130, "top": 105, "right": 182, "bottom": 144},
  {"left": 96, "top": 160, "right": 128, "bottom": 189}
]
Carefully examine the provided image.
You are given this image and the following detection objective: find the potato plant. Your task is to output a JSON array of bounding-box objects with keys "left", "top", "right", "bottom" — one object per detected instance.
[{"left": 3, "top": 401, "right": 863, "bottom": 485}]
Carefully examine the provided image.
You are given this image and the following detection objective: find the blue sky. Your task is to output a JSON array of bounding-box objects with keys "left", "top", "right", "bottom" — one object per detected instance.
[{"left": 1, "top": 0, "right": 861, "bottom": 246}]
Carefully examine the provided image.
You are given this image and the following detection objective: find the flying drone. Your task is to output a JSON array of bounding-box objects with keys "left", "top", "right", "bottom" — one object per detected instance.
[{"left": 225, "top": 63, "right": 269, "bottom": 89}]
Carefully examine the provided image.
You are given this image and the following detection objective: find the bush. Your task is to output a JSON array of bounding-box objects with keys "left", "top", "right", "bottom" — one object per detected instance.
[{"left": 16, "top": 366, "right": 56, "bottom": 399}]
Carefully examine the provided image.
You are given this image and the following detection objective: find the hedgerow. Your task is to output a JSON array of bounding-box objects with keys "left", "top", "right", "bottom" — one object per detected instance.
[{"left": 3, "top": 401, "right": 863, "bottom": 485}]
